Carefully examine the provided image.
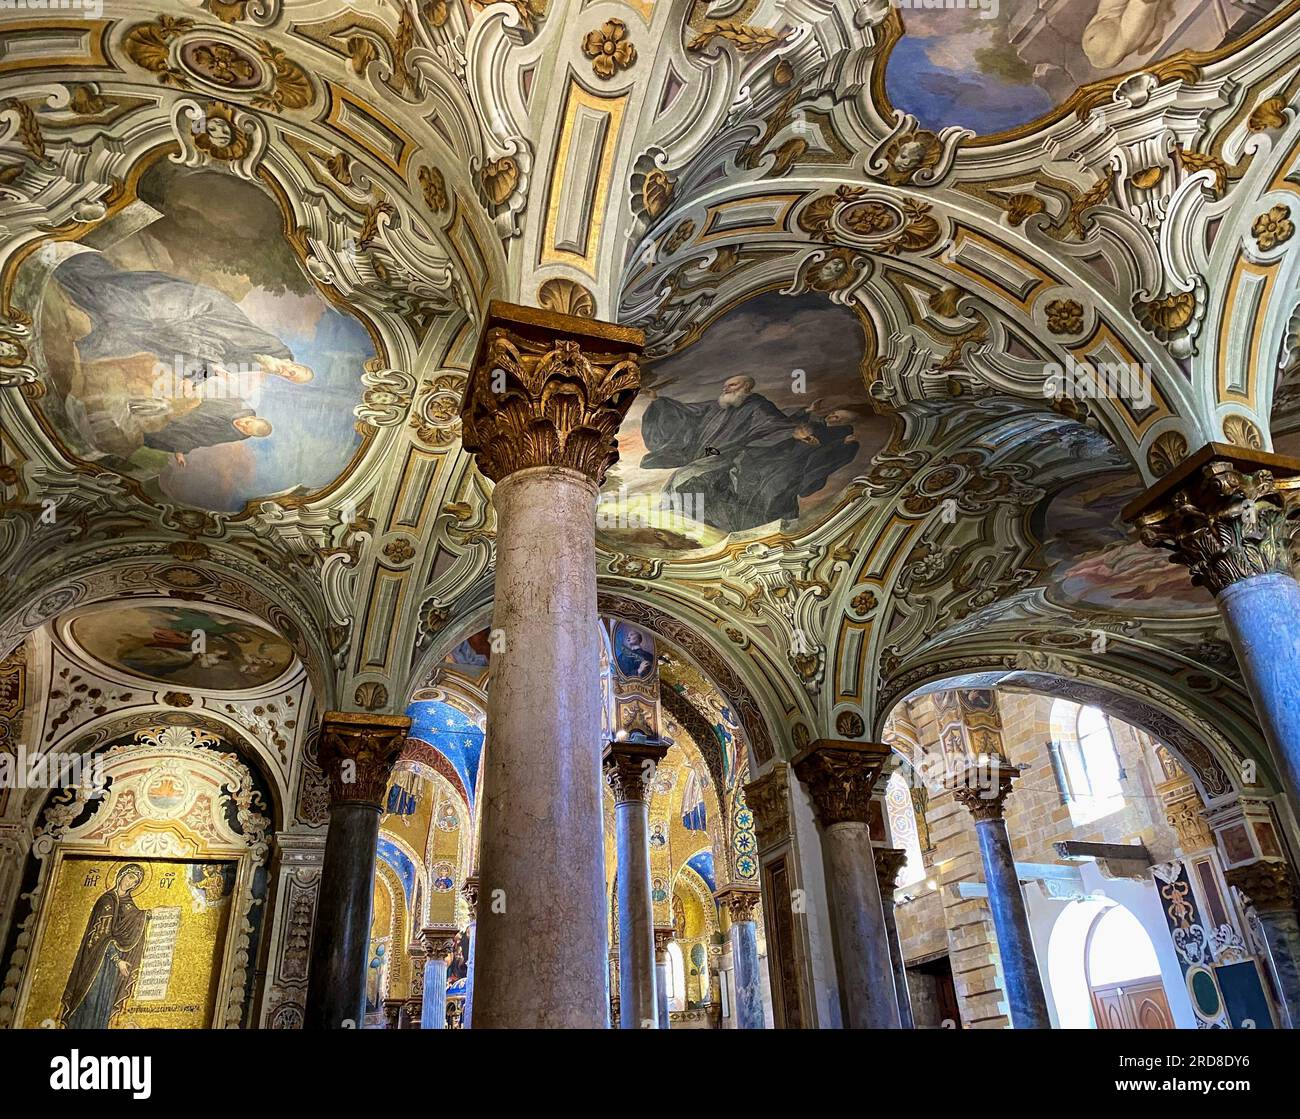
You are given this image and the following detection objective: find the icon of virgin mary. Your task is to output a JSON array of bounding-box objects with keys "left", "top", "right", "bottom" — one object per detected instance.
[{"left": 59, "top": 863, "right": 150, "bottom": 1029}]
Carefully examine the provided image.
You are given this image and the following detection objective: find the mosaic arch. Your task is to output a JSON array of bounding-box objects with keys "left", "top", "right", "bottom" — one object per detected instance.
[
  {"left": 878, "top": 2, "right": 1287, "bottom": 139},
  {"left": 14, "top": 155, "right": 378, "bottom": 514}
]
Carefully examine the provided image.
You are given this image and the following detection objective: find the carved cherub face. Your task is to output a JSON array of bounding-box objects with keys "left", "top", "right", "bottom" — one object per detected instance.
[{"left": 205, "top": 117, "right": 233, "bottom": 148}]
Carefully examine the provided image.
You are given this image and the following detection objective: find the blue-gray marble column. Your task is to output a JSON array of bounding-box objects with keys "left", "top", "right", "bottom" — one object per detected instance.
[
  {"left": 1126, "top": 450, "right": 1300, "bottom": 822},
  {"left": 952, "top": 763, "right": 1050, "bottom": 1029},
  {"left": 303, "top": 712, "right": 409, "bottom": 1030},
  {"left": 1218, "top": 573, "right": 1300, "bottom": 816},
  {"left": 792, "top": 739, "right": 902, "bottom": 1029},
  {"left": 419, "top": 926, "right": 458, "bottom": 1030},
  {"left": 718, "top": 888, "right": 765, "bottom": 1029},
  {"left": 604, "top": 739, "right": 668, "bottom": 1028},
  {"left": 1226, "top": 862, "right": 1300, "bottom": 1029}
]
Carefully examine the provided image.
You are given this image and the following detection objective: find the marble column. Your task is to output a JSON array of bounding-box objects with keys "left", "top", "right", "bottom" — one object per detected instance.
[
  {"left": 604, "top": 738, "right": 669, "bottom": 1028},
  {"left": 950, "top": 759, "right": 1050, "bottom": 1029},
  {"left": 419, "top": 925, "right": 458, "bottom": 1030},
  {"left": 792, "top": 739, "right": 901, "bottom": 1028},
  {"left": 1225, "top": 861, "right": 1300, "bottom": 1029},
  {"left": 654, "top": 927, "right": 673, "bottom": 1030},
  {"left": 874, "top": 847, "right": 916, "bottom": 1029},
  {"left": 460, "top": 301, "right": 643, "bottom": 1028},
  {"left": 1126, "top": 446, "right": 1300, "bottom": 819},
  {"left": 717, "top": 886, "right": 765, "bottom": 1029},
  {"left": 461, "top": 876, "right": 478, "bottom": 1029},
  {"left": 303, "top": 711, "right": 409, "bottom": 1030}
]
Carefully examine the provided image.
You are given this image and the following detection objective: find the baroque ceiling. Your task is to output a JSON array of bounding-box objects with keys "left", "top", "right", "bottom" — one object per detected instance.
[{"left": 2, "top": 0, "right": 1299, "bottom": 791}]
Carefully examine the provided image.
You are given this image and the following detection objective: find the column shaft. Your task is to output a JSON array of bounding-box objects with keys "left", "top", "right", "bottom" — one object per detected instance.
[
  {"left": 973, "top": 816, "right": 1050, "bottom": 1028},
  {"left": 1218, "top": 573, "right": 1300, "bottom": 814},
  {"left": 474, "top": 468, "right": 608, "bottom": 1028},
  {"left": 876, "top": 847, "right": 916, "bottom": 1029},
  {"left": 304, "top": 803, "right": 382, "bottom": 1029},
  {"left": 421, "top": 958, "right": 449, "bottom": 1030},
  {"left": 730, "top": 919, "right": 765, "bottom": 1029},
  {"left": 822, "top": 822, "right": 900, "bottom": 1027},
  {"left": 303, "top": 712, "right": 408, "bottom": 1030},
  {"left": 614, "top": 796, "right": 657, "bottom": 1027}
]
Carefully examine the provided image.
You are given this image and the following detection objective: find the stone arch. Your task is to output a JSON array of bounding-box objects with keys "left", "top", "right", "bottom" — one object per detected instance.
[
  {"left": 0, "top": 549, "right": 337, "bottom": 711},
  {"left": 876, "top": 658, "right": 1252, "bottom": 810},
  {"left": 597, "top": 591, "right": 785, "bottom": 774}
]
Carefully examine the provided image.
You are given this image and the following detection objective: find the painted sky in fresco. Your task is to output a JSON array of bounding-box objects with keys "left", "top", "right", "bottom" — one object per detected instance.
[{"left": 885, "top": 2, "right": 1270, "bottom": 136}]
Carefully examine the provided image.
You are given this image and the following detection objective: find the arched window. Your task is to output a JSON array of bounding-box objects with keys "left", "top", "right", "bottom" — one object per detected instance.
[
  {"left": 885, "top": 769, "right": 926, "bottom": 886},
  {"left": 1049, "top": 701, "right": 1126, "bottom": 825}
]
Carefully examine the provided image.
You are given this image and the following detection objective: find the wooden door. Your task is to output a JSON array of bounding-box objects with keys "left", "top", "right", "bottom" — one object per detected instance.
[{"left": 1090, "top": 977, "right": 1174, "bottom": 1029}]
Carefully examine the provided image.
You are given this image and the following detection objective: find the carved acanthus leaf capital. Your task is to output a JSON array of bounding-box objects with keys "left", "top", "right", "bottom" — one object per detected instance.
[
  {"left": 744, "top": 763, "right": 791, "bottom": 852},
  {"left": 1225, "top": 860, "right": 1297, "bottom": 913},
  {"left": 947, "top": 759, "right": 1021, "bottom": 822},
  {"left": 419, "top": 924, "right": 460, "bottom": 958},
  {"left": 1125, "top": 444, "right": 1300, "bottom": 595},
  {"left": 874, "top": 846, "right": 909, "bottom": 892},
  {"left": 461, "top": 301, "right": 644, "bottom": 485},
  {"left": 461, "top": 875, "right": 480, "bottom": 917},
  {"left": 715, "top": 885, "right": 761, "bottom": 923},
  {"left": 603, "top": 738, "right": 670, "bottom": 803},
  {"left": 792, "top": 739, "right": 892, "bottom": 826},
  {"left": 317, "top": 711, "right": 410, "bottom": 809}
]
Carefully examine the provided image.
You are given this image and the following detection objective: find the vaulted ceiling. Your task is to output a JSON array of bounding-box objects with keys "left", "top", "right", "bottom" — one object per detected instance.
[{"left": 2, "top": 0, "right": 1298, "bottom": 782}]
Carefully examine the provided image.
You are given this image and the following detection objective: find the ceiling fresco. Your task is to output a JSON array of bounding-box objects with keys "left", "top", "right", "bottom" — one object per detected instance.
[
  {"left": 1034, "top": 472, "right": 1216, "bottom": 616},
  {"left": 598, "top": 292, "right": 894, "bottom": 555},
  {"left": 882, "top": 0, "right": 1279, "bottom": 136},
  {"left": 25, "top": 159, "right": 375, "bottom": 513},
  {"left": 66, "top": 603, "right": 297, "bottom": 691}
]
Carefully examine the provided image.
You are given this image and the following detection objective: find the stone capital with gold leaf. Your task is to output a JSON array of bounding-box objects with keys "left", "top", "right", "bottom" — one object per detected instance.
[
  {"left": 460, "top": 301, "right": 644, "bottom": 486},
  {"left": 791, "top": 739, "right": 892, "bottom": 827},
  {"left": 317, "top": 711, "right": 410, "bottom": 809},
  {"left": 603, "top": 737, "right": 670, "bottom": 803},
  {"left": 1124, "top": 443, "right": 1300, "bottom": 596},
  {"left": 874, "top": 846, "right": 909, "bottom": 893},
  {"left": 715, "top": 885, "right": 762, "bottom": 923},
  {"left": 947, "top": 757, "right": 1021, "bottom": 822},
  {"left": 1225, "top": 859, "right": 1297, "bottom": 914}
]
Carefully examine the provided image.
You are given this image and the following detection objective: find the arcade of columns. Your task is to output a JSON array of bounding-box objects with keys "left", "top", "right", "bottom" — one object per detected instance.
[{"left": 299, "top": 305, "right": 1300, "bottom": 1029}]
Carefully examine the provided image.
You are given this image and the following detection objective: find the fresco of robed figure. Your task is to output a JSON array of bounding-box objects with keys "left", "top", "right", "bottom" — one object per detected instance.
[
  {"left": 601, "top": 292, "right": 893, "bottom": 552},
  {"left": 884, "top": 0, "right": 1275, "bottom": 137},
  {"left": 34, "top": 160, "right": 374, "bottom": 512}
]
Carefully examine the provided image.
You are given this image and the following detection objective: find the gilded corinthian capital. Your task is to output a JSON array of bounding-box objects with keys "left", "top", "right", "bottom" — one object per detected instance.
[
  {"left": 603, "top": 738, "right": 670, "bottom": 803},
  {"left": 1123, "top": 443, "right": 1300, "bottom": 596},
  {"left": 317, "top": 711, "right": 410, "bottom": 809},
  {"left": 791, "top": 739, "right": 891, "bottom": 827},
  {"left": 461, "top": 300, "right": 644, "bottom": 485}
]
